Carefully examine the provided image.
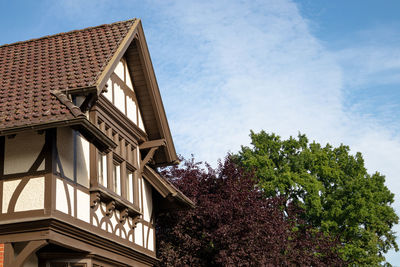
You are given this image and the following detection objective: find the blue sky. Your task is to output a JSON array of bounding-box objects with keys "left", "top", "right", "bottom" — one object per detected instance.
[{"left": 1, "top": 0, "right": 400, "bottom": 264}]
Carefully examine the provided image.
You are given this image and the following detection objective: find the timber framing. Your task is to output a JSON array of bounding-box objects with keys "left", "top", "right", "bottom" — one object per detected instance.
[
  {"left": 91, "top": 20, "right": 178, "bottom": 166},
  {"left": 0, "top": 19, "right": 193, "bottom": 267},
  {"left": 0, "top": 218, "right": 159, "bottom": 266}
]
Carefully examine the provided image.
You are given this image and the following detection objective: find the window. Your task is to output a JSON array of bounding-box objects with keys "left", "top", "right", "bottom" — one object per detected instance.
[
  {"left": 57, "top": 127, "right": 89, "bottom": 188},
  {"left": 97, "top": 152, "right": 107, "bottom": 188},
  {"left": 113, "top": 162, "right": 121, "bottom": 195},
  {"left": 127, "top": 170, "right": 134, "bottom": 203}
]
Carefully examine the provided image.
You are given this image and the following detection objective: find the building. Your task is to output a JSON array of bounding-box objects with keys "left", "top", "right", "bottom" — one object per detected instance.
[{"left": 0, "top": 19, "right": 193, "bottom": 267}]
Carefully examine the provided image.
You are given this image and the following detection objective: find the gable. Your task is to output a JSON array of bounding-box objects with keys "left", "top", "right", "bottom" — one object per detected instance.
[{"left": 94, "top": 22, "right": 178, "bottom": 166}]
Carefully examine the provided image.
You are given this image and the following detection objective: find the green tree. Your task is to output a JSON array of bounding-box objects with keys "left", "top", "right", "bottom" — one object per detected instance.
[{"left": 236, "top": 130, "right": 398, "bottom": 265}]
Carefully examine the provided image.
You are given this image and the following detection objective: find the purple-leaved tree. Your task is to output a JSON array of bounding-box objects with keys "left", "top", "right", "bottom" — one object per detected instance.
[{"left": 156, "top": 157, "right": 344, "bottom": 266}]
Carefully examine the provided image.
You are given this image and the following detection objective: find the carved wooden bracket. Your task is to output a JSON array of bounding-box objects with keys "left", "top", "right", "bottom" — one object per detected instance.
[
  {"left": 132, "top": 215, "right": 142, "bottom": 229},
  {"left": 90, "top": 192, "right": 101, "bottom": 208},
  {"left": 120, "top": 208, "right": 129, "bottom": 223},
  {"left": 139, "top": 139, "right": 166, "bottom": 174},
  {"left": 106, "top": 201, "right": 116, "bottom": 217},
  {"left": 140, "top": 147, "right": 157, "bottom": 174},
  {"left": 139, "top": 139, "right": 166, "bottom": 150},
  {"left": 5, "top": 240, "right": 48, "bottom": 267}
]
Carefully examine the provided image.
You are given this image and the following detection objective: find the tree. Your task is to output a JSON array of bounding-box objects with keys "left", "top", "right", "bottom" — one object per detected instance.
[
  {"left": 156, "top": 157, "right": 344, "bottom": 266},
  {"left": 236, "top": 130, "right": 399, "bottom": 265}
]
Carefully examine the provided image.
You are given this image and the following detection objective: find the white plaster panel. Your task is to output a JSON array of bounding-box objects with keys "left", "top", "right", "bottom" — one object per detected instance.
[
  {"left": 15, "top": 177, "right": 44, "bottom": 212},
  {"left": 68, "top": 184, "right": 75, "bottom": 216},
  {"left": 138, "top": 110, "right": 145, "bottom": 132},
  {"left": 126, "top": 96, "right": 137, "bottom": 124},
  {"left": 95, "top": 205, "right": 103, "bottom": 227},
  {"left": 2, "top": 179, "right": 20, "bottom": 213},
  {"left": 110, "top": 213, "right": 117, "bottom": 233},
  {"left": 135, "top": 222, "right": 143, "bottom": 246},
  {"left": 4, "top": 132, "right": 45, "bottom": 175},
  {"left": 111, "top": 210, "right": 119, "bottom": 233},
  {"left": 125, "top": 65, "right": 133, "bottom": 90},
  {"left": 142, "top": 180, "right": 153, "bottom": 222},
  {"left": 38, "top": 160, "right": 45, "bottom": 172},
  {"left": 148, "top": 228, "right": 155, "bottom": 251},
  {"left": 56, "top": 178, "right": 68, "bottom": 214},
  {"left": 114, "top": 60, "right": 125, "bottom": 81},
  {"left": 77, "top": 190, "right": 90, "bottom": 223},
  {"left": 121, "top": 228, "right": 126, "bottom": 239},
  {"left": 124, "top": 220, "right": 131, "bottom": 241},
  {"left": 76, "top": 134, "right": 90, "bottom": 188},
  {"left": 104, "top": 79, "right": 113, "bottom": 102},
  {"left": 114, "top": 83, "right": 126, "bottom": 115},
  {"left": 57, "top": 127, "right": 74, "bottom": 179}
]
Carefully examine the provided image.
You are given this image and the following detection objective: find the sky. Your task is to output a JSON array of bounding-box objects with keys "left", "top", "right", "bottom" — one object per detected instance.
[{"left": 0, "top": 0, "right": 400, "bottom": 264}]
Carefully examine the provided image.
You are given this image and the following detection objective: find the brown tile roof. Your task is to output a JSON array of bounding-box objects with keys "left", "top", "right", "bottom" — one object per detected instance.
[{"left": 0, "top": 19, "right": 136, "bottom": 130}]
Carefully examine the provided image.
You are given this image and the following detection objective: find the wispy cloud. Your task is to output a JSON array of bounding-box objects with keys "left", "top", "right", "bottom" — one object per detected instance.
[{"left": 47, "top": 0, "right": 400, "bottom": 261}]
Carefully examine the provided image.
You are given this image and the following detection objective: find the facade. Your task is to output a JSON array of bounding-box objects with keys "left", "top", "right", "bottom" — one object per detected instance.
[{"left": 0, "top": 19, "right": 193, "bottom": 267}]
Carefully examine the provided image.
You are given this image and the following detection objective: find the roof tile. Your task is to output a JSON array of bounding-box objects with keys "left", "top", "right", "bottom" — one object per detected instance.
[{"left": 0, "top": 19, "right": 135, "bottom": 130}]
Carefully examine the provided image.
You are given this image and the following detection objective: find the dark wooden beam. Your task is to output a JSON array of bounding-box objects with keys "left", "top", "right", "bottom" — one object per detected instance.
[{"left": 139, "top": 139, "right": 165, "bottom": 150}]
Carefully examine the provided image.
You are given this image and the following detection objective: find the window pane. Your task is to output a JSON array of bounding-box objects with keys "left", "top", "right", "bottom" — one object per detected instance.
[
  {"left": 113, "top": 164, "right": 121, "bottom": 195},
  {"left": 127, "top": 171, "right": 134, "bottom": 203},
  {"left": 98, "top": 153, "right": 107, "bottom": 188}
]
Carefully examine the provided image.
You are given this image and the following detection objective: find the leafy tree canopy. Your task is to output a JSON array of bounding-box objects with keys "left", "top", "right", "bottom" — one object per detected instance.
[
  {"left": 156, "top": 157, "right": 343, "bottom": 266},
  {"left": 235, "top": 130, "right": 399, "bottom": 265}
]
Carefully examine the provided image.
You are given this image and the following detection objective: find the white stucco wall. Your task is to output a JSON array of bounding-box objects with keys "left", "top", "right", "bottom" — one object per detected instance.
[
  {"left": 135, "top": 222, "right": 143, "bottom": 246},
  {"left": 2, "top": 177, "right": 44, "bottom": 213},
  {"left": 114, "top": 60, "right": 125, "bottom": 81},
  {"left": 114, "top": 83, "right": 126, "bottom": 115},
  {"left": 126, "top": 96, "right": 137, "bottom": 124},
  {"left": 2, "top": 179, "right": 20, "bottom": 213},
  {"left": 148, "top": 228, "right": 154, "bottom": 251},
  {"left": 76, "top": 189, "right": 90, "bottom": 223},
  {"left": 14, "top": 177, "right": 44, "bottom": 212},
  {"left": 4, "top": 131, "right": 45, "bottom": 175},
  {"left": 105, "top": 79, "right": 113, "bottom": 102},
  {"left": 55, "top": 178, "right": 74, "bottom": 216}
]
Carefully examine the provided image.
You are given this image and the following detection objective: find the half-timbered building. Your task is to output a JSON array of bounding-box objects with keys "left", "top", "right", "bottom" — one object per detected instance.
[{"left": 0, "top": 19, "right": 193, "bottom": 267}]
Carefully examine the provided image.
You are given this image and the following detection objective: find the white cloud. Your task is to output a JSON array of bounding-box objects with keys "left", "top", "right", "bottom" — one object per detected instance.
[
  {"left": 47, "top": 0, "right": 400, "bottom": 262},
  {"left": 151, "top": 1, "right": 400, "bottom": 261}
]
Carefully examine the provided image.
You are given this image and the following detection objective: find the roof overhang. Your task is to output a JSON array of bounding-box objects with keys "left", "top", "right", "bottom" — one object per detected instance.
[{"left": 143, "top": 165, "right": 194, "bottom": 211}]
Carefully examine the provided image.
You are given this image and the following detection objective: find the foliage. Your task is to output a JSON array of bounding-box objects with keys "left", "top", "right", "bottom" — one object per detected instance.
[
  {"left": 236, "top": 130, "right": 399, "bottom": 265},
  {"left": 156, "top": 157, "right": 343, "bottom": 266}
]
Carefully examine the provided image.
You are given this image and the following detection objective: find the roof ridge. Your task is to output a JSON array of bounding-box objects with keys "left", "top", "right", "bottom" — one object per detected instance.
[{"left": 0, "top": 18, "right": 137, "bottom": 49}]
